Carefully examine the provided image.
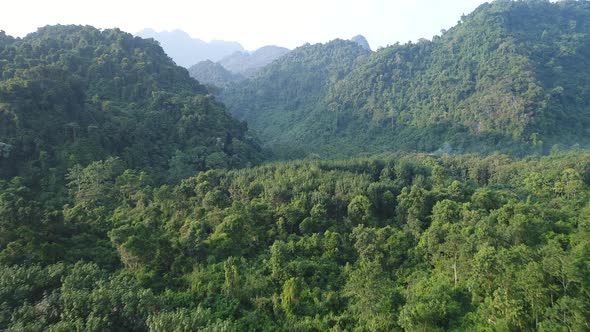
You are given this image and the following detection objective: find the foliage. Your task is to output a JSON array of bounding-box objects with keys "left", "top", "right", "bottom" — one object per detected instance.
[
  {"left": 2, "top": 150, "right": 590, "bottom": 330},
  {"left": 3, "top": 2, "right": 590, "bottom": 331},
  {"left": 0, "top": 25, "right": 263, "bottom": 191}
]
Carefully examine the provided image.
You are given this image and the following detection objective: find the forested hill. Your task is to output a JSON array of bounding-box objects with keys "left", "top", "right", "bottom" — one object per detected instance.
[
  {"left": 188, "top": 59, "right": 244, "bottom": 88},
  {"left": 223, "top": 0, "right": 590, "bottom": 157},
  {"left": 221, "top": 39, "right": 371, "bottom": 156},
  {"left": 2, "top": 6, "right": 590, "bottom": 331},
  {"left": 0, "top": 25, "right": 263, "bottom": 192},
  {"left": 188, "top": 46, "right": 291, "bottom": 88}
]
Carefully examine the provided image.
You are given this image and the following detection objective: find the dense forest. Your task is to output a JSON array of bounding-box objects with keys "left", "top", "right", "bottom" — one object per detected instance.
[
  {"left": 1, "top": 0, "right": 590, "bottom": 331},
  {"left": 0, "top": 25, "right": 264, "bottom": 191},
  {"left": 222, "top": 39, "right": 372, "bottom": 158},
  {"left": 2, "top": 150, "right": 590, "bottom": 330},
  {"left": 222, "top": 0, "right": 590, "bottom": 157}
]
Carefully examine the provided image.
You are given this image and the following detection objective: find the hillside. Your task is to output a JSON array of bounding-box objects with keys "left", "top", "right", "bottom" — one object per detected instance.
[
  {"left": 188, "top": 60, "right": 244, "bottom": 88},
  {"left": 3, "top": 3, "right": 590, "bottom": 331},
  {"left": 136, "top": 29, "right": 244, "bottom": 67},
  {"left": 222, "top": 0, "right": 590, "bottom": 157},
  {"left": 222, "top": 39, "right": 371, "bottom": 157},
  {"left": 188, "top": 46, "right": 291, "bottom": 87},
  {"left": 0, "top": 25, "right": 263, "bottom": 190}
]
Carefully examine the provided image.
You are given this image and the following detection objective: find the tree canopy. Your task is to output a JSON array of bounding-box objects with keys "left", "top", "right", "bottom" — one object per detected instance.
[
  {"left": 0, "top": 25, "right": 263, "bottom": 191},
  {"left": 2, "top": 151, "right": 590, "bottom": 330}
]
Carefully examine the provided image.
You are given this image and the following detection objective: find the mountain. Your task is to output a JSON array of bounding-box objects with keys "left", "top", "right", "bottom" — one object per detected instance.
[
  {"left": 219, "top": 45, "right": 291, "bottom": 77},
  {"left": 188, "top": 60, "right": 244, "bottom": 88},
  {"left": 351, "top": 35, "right": 371, "bottom": 51},
  {"left": 3, "top": 4, "right": 590, "bottom": 332},
  {"left": 0, "top": 25, "right": 263, "bottom": 188},
  {"left": 222, "top": 0, "right": 590, "bottom": 157},
  {"left": 136, "top": 28, "right": 244, "bottom": 67},
  {"left": 222, "top": 39, "right": 371, "bottom": 157},
  {"left": 188, "top": 45, "right": 291, "bottom": 87}
]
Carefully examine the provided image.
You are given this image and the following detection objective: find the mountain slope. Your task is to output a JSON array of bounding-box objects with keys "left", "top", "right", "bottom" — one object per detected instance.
[
  {"left": 329, "top": 0, "right": 590, "bottom": 148},
  {"left": 221, "top": 39, "right": 371, "bottom": 156},
  {"left": 222, "top": 0, "right": 590, "bottom": 157},
  {"left": 188, "top": 60, "right": 244, "bottom": 87},
  {"left": 136, "top": 29, "right": 244, "bottom": 67},
  {"left": 0, "top": 25, "right": 263, "bottom": 188}
]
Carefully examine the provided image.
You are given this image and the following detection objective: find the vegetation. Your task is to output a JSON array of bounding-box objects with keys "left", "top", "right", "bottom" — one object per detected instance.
[
  {"left": 222, "top": 39, "right": 371, "bottom": 158},
  {"left": 0, "top": 25, "right": 264, "bottom": 191},
  {"left": 2, "top": 150, "right": 590, "bottom": 330},
  {"left": 188, "top": 46, "right": 290, "bottom": 89},
  {"left": 223, "top": 0, "right": 590, "bottom": 157},
  {"left": 2, "top": 1, "right": 590, "bottom": 331}
]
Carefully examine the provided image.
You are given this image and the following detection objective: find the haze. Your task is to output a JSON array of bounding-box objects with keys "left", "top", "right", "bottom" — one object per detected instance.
[{"left": 1, "top": 0, "right": 488, "bottom": 50}]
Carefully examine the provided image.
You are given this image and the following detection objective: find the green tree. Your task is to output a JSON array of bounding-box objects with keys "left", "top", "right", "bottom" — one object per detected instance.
[
  {"left": 343, "top": 260, "right": 401, "bottom": 331},
  {"left": 348, "top": 195, "right": 371, "bottom": 224}
]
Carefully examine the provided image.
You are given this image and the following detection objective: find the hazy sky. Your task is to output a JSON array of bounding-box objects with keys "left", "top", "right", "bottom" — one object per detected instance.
[{"left": 1, "top": 0, "right": 489, "bottom": 50}]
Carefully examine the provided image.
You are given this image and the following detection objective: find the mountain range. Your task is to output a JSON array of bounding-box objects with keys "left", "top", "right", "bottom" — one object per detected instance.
[
  {"left": 188, "top": 45, "right": 291, "bottom": 87},
  {"left": 188, "top": 35, "right": 371, "bottom": 88},
  {"left": 219, "top": 45, "right": 291, "bottom": 77},
  {"left": 2, "top": 1, "right": 590, "bottom": 331},
  {"left": 136, "top": 28, "right": 245, "bottom": 67},
  {"left": 221, "top": 0, "right": 590, "bottom": 157}
]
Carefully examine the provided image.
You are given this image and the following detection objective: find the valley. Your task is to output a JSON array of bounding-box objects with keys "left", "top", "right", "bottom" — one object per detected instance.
[{"left": 0, "top": 1, "right": 589, "bottom": 331}]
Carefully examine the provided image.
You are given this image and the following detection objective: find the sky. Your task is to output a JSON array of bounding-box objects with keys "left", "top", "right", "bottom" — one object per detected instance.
[{"left": 0, "top": 0, "right": 489, "bottom": 50}]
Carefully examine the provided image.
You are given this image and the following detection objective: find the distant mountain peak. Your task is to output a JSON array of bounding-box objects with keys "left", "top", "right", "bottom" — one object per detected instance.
[
  {"left": 350, "top": 35, "right": 371, "bottom": 51},
  {"left": 136, "top": 28, "right": 244, "bottom": 67}
]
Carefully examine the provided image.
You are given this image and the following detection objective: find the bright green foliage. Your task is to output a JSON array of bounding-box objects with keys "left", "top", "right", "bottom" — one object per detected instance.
[
  {"left": 281, "top": 277, "right": 303, "bottom": 316},
  {"left": 2, "top": 150, "right": 590, "bottom": 330},
  {"left": 347, "top": 194, "right": 372, "bottom": 224},
  {"left": 343, "top": 259, "right": 401, "bottom": 331}
]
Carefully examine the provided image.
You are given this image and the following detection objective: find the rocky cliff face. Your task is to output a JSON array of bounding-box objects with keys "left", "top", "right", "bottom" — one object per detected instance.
[{"left": 350, "top": 35, "right": 371, "bottom": 51}]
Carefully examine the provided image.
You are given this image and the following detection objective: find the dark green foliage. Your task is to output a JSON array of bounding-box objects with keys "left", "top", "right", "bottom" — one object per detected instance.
[
  {"left": 223, "top": 0, "right": 590, "bottom": 157},
  {"left": 0, "top": 25, "right": 263, "bottom": 189}
]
